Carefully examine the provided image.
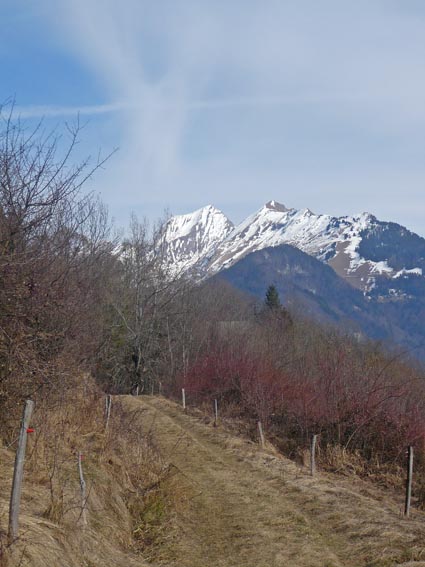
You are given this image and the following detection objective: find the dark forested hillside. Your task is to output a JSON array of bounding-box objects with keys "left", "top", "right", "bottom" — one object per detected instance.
[{"left": 214, "top": 243, "right": 425, "bottom": 361}]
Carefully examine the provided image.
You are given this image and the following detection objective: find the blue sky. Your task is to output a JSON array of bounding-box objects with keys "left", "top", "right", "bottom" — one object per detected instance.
[{"left": 2, "top": 1, "right": 425, "bottom": 235}]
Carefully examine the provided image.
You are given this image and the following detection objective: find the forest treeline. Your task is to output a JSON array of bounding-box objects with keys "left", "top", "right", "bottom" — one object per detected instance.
[{"left": 1, "top": 107, "right": 425, "bottom": 492}]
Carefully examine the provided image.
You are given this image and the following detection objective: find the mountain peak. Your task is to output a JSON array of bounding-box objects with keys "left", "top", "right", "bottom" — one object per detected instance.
[
  {"left": 161, "top": 204, "right": 234, "bottom": 274},
  {"left": 200, "top": 204, "right": 223, "bottom": 214},
  {"left": 165, "top": 205, "right": 231, "bottom": 237},
  {"left": 264, "top": 200, "right": 290, "bottom": 212}
]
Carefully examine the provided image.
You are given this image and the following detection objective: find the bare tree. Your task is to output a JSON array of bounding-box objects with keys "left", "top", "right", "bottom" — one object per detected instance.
[{"left": 0, "top": 102, "right": 115, "bottom": 433}]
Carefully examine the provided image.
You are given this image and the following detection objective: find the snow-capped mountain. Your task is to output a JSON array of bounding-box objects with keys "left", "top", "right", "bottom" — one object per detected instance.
[
  {"left": 208, "top": 200, "right": 388, "bottom": 291},
  {"left": 163, "top": 200, "right": 424, "bottom": 295},
  {"left": 162, "top": 200, "right": 425, "bottom": 359},
  {"left": 161, "top": 205, "right": 234, "bottom": 275}
]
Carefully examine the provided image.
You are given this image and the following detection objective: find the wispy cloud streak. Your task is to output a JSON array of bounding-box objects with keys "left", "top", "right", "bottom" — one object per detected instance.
[
  {"left": 15, "top": 102, "right": 125, "bottom": 119},
  {"left": 16, "top": 91, "right": 389, "bottom": 119}
]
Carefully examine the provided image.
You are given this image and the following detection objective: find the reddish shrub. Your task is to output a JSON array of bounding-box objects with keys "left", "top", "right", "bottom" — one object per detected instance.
[{"left": 177, "top": 329, "right": 425, "bottom": 471}]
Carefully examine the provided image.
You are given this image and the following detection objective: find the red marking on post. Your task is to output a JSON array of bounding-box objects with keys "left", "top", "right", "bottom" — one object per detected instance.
[{"left": 26, "top": 428, "right": 35, "bottom": 433}]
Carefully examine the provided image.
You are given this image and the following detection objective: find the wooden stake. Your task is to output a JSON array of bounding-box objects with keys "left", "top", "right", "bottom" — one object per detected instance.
[
  {"left": 77, "top": 452, "right": 87, "bottom": 527},
  {"left": 404, "top": 446, "right": 414, "bottom": 517},
  {"left": 105, "top": 395, "right": 112, "bottom": 431},
  {"left": 182, "top": 388, "right": 186, "bottom": 411},
  {"left": 258, "top": 421, "right": 265, "bottom": 448},
  {"left": 8, "top": 400, "right": 34, "bottom": 543},
  {"left": 310, "top": 434, "right": 318, "bottom": 476},
  {"left": 214, "top": 399, "right": 218, "bottom": 427}
]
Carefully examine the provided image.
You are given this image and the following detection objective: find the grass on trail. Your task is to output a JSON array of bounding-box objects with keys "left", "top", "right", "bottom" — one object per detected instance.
[
  {"left": 2, "top": 389, "right": 425, "bottom": 567},
  {"left": 123, "top": 395, "right": 425, "bottom": 567}
]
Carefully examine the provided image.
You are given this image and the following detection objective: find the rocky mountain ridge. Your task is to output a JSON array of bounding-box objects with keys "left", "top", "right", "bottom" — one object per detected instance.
[{"left": 163, "top": 200, "right": 424, "bottom": 299}]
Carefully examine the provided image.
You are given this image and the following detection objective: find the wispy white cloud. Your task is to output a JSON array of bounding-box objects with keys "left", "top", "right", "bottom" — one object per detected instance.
[
  {"left": 15, "top": 102, "right": 125, "bottom": 118},
  {"left": 15, "top": 92, "right": 381, "bottom": 119},
  {"left": 34, "top": 0, "right": 425, "bottom": 234}
]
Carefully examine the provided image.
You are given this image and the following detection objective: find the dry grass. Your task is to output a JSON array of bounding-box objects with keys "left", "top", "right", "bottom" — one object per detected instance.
[
  {"left": 318, "top": 444, "right": 404, "bottom": 489},
  {"left": 5, "top": 387, "right": 425, "bottom": 566},
  {"left": 190, "top": 401, "right": 414, "bottom": 495},
  {"left": 0, "top": 377, "right": 180, "bottom": 567},
  {"left": 128, "top": 395, "right": 425, "bottom": 567}
]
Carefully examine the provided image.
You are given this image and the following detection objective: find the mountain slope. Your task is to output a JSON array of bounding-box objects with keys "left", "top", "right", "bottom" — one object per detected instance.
[
  {"left": 215, "top": 243, "right": 425, "bottom": 359},
  {"left": 162, "top": 201, "right": 425, "bottom": 359},
  {"left": 208, "top": 201, "right": 424, "bottom": 296},
  {"left": 214, "top": 243, "right": 391, "bottom": 341},
  {"left": 162, "top": 205, "right": 234, "bottom": 275},
  {"left": 163, "top": 200, "right": 424, "bottom": 297},
  {"left": 209, "top": 200, "right": 376, "bottom": 286}
]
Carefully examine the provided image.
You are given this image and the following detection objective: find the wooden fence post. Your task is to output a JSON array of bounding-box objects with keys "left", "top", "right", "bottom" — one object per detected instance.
[
  {"left": 182, "top": 388, "right": 186, "bottom": 411},
  {"left": 310, "top": 434, "right": 318, "bottom": 477},
  {"left": 404, "top": 446, "right": 414, "bottom": 517},
  {"left": 105, "top": 395, "right": 112, "bottom": 431},
  {"left": 77, "top": 452, "right": 88, "bottom": 527},
  {"left": 8, "top": 399, "right": 34, "bottom": 543},
  {"left": 258, "top": 421, "right": 265, "bottom": 448},
  {"left": 214, "top": 399, "right": 218, "bottom": 427}
]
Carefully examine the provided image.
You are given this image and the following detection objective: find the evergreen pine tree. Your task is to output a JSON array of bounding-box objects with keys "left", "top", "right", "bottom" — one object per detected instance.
[{"left": 265, "top": 284, "right": 281, "bottom": 310}]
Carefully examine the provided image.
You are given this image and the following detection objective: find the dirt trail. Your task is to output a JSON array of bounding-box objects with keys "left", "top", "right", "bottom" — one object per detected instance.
[{"left": 122, "top": 395, "right": 425, "bottom": 567}]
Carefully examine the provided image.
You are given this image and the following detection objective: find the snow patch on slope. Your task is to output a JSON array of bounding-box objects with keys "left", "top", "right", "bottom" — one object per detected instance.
[
  {"left": 162, "top": 205, "right": 234, "bottom": 274},
  {"left": 207, "top": 204, "right": 386, "bottom": 292},
  {"left": 393, "top": 267, "right": 423, "bottom": 278}
]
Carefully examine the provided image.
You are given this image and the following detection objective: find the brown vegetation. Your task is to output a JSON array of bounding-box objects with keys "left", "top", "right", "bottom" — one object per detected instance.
[
  {"left": 0, "top": 104, "right": 180, "bottom": 565},
  {"left": 0, "top": 103, "right": 116, "bottom": 437},
  {"left": 0, "top": 376, "right": 180, "bottom": 566},
  {"left": 178, "top": 300, "right": 425, "bottom": 505},
  {"left": 127, "top": 394, "right": 425, "bottom": 567}
]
